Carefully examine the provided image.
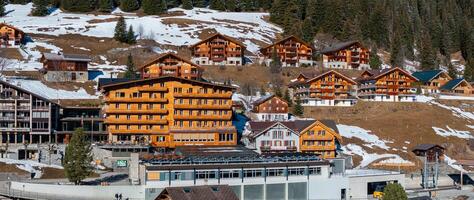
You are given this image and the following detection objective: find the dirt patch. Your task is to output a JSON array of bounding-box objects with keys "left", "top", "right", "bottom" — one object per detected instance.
[
  {"left": 0, "top": 48, "right": 25, "bottom": 60},
  {"left": 0, "top": 162, "right": 29, "bottom": 176},
  {"left": 161, "top": 18, "right": 217, "bottom": 28},
  {"left": 40, "top": 168, "right": 100, "bottom": 179},
  {"left": 87, "top": 17, "right": 120, "bottom": 24}
]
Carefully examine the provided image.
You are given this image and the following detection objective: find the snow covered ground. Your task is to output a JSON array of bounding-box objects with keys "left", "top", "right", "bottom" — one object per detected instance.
[
  {"left": 4, "top": 77, "right": 98, "bottom": 99},
  {"left": 341, "top": 144, "right": 410, "bottom": 168},
  {"left": 337, "top": 124, "right": 392, "bottom": 150},
  {"left": 432, "top": 126, "right": 473, "bottom": 139},
  {"left": 4, "top": 3, "right": 281, "bottom": 53},
  {"left": 0, "top": 158, "right": 63, "bottom": 178}
]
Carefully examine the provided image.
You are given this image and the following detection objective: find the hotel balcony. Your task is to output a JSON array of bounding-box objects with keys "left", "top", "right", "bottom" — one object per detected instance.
[
  {"left": 174, "top": 104, "right": 232, "bottom": 110},
  {"left": 173, "top": 114, "right": 232, "bottom": 120},
  {"left": 211, "top": 57, "right": 226, "bottom": 62},
  {"left": 173, "top": 93, "right": 232, "bottom": 99},
  {"left": 106, "top": 109, "right": 168, "bottom": 114},
  {"left": 260, "top": 146, "right": 297, "bottom": 152},
  {"left": 300, "top": 145, "right": 335, "bottom": 151},
  {"left": 105, "top": 119, "right": 168, "bottom": 125},
  {"left": 109, "top": 129, "right": 168, "bottom": 134},
  {"left": 107, "top": 97, "right": 169, "bottom": 103}
]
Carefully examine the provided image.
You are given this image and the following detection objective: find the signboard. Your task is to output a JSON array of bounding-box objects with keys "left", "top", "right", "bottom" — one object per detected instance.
[{"left": 116, "top": 160, "right": 128, "bottom": 167}]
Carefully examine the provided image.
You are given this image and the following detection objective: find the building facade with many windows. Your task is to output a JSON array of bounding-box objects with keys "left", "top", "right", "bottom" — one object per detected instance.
[
  {"left": 190, "top": 33, "right": 246, "bottom": 66},
  {"left": 139, "top": 53, "right": 203, "bottom": 80},
  {"left": 321, "top": 41, "right": 370, "bottom": 70},
  {"left": 100, "top": 76, "right": 237, "bottom": 148},
  {"left": 259, "top": 36, "right": 314, "bottom": 67}
]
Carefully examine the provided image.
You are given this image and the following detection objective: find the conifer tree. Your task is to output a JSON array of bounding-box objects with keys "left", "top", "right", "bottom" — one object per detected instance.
[
  {"left": 182, "top": 0, "right": 192, "bottom": 10},
  {"left": 61, "top": 0, "right": 96, "bottom": 12},
  {"left": 209, "top": 0, "right": 224, "bottom": 11},
  {"left": 293, "top": 97, "right": 304, "bottom": 116},
  {"left": 0, "top": 0, "right": 5, "bottom": 17},
  {"left": 193, "top": 0, "right": 207, "bottom": 8},
  {"left": 447, "top": 63, "right": 457, "bottom": 79},
  {"left": 273, "top": 86, "right": 282, "bottom": 97},
  {"left": 225, "top": 0, "right": 237, "bottom": 11},
  {"left": 126, "top": 25, "right": 136, "bottom": 44},
  {"left": 464, "top": 62, "right": 474, "bottom": 82},
  {"left": 143, "top": 0, "right": 167, "bottom": 15},
  {"left": 419, "top": 30, "right": 436, "bottom": 70},
  {"left": 114, "top": 16, "right": 127, "bottom": 43},
  {"left": 301, "top": 18, "right": 314, "bottom": 43},
  {"left": 124, "top": 53, "right": 138, "bottom": 78},
  {"left": 284, "top": 89, "right": 292, "bottom": 107},
  {"left": 270, "top": 47, "right": 281, "bottom": 73},
  {"left": 382, "top": 183, "right": 407, "bottom": 200},
  {"left": 259, "top": 85, "right": 266, "bottom": 96},
  {"left": 32, "top": 0, "right": 49, "bottom": 16},
  {"left": 119, "top": 0, "right": 139, "bottom": 12},
  {"left": 369, "top": 46, "right": 382, "bottom": 69},
  {"left": 63, "top": 128, "right": 93, "bottom": 185},
  {"left": 98, "top": 0, "right": 114, "bottom": 13}
]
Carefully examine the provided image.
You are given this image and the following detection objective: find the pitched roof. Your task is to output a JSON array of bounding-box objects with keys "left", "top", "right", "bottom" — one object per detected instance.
[
  {"left": 252, "top": 94, "right": 286, "bottom": 107},
  {"left": 138, "top": 52, "right": 202, "bottom": 70},
  {"left": 440, "top": 78, "right": 467, "bottom": 90},
  {"left": 0, "top": 23, "right": 24, "bottom": 34},
  {"left": 98, "top": 78, "right": 140, "bottom": 88},
  {"left": 306, "top": 70, "right": 357, "bottom": 85},
  {"left": 0, "top": 79, "right": 55, "bottom": 105},
  {"left": 357, "top": 67, "right": 418, "bottom": 82},
  {"left": 190, "top": 33, "right": 246, "bottom": 48},
  {"left": 411, "top": 70, "right": 446, "bottom": 83},
  {"left": 412, "top": 144, "right": 444, "bottom": 151},
  {"left": 260, "top": 35, "right": 314, "bottom": 52},
  {"left": 320, "top": 41, "right": 360, "bottom": 54},
  {"left": 42, "top": 53, "right": 91, "bottom": 62},
  {"left": 100, "top": 76, "right": 236, "bottom": 91},
  {"left": 247, "top": 119, "right": 339, "bottom": 139},
  {"left": 156, "top": 185, "right": 239, "bottom": 200}
]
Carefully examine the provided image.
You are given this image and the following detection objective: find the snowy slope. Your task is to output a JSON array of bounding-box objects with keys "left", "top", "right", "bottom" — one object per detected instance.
[
  {"left": 4, "top": 78, "right": 98, "bottom": 99},
  {"left": 4, "top": 4, "right": 281, "bottom": 53}
]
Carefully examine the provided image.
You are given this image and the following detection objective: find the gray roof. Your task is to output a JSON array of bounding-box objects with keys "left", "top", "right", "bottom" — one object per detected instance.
[
  {"left": 252, "top": 94, "right": 275, "bottom": 106},
  {"left": 412, "top": 144, "right": 444, "bottom": 151},
  {"left": 157, "top": 185, "right": 239, "bottom": 200},
  {"left": 43, "top": 53, "right": 91, "bottom": 62},
  {"left": 320, "top": 41, "right": 359, "bottom": 54},
  {"left": 248, "top": 119, "right": 339, "bottom": 138}
]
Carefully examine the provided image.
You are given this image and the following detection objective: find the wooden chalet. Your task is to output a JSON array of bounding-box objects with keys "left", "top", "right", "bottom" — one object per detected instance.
[
  {"left": 412, "top": 144, "right": 444, "bottom": 163},
  {"left": 412, "top": 70, "right": 452, "bottom": 94},
  {"left": 321, "top": 41, "right": 370, "bottom": 70},
  {"left": 0, "top": 23, "right": 25, "bottom": 47},
  {"left": 190, "top": 33, "right": 246, "bottom": 66},
  {"left": 251, "top": 95, "right": 289, "bottom": 121},
  {"left": 41, "top": 53, "right": 91, "bottom": 82},
  {"left": 289, "top": 70, "right": 357, "bottom": 106},
  {"left": 139, "top": 53, "right": 203, "bottom": 80},
  {"left": 259, "top": 35, "right": 314, "bottom": 67},
  {"left": 242, "top": 119, "right": 342, "bottom": 158},
  {"left": 357, "top": 67, "right": 418, "bottom": 102},
  {"left": 439, "top": 78, "right": 474, "bottom": 96},
  {"left": 100, "top": 76, "right": 237, "bottom": 148}
]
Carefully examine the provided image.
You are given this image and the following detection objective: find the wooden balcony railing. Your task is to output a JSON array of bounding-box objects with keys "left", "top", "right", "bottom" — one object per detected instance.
[
  {"left": 173, "top": 114, "right": 232, "bottom": 120},
  {"left": 300, "top": 145, "right": 335, "bottom": 151},
  {"left": 107, "top": 97, "right": 168, "bottom": 103},
  {"left": 174, "top": 104, "right": 232, "bottom": 110},
  {"left": 260, "top": 146, "right": 297, "bottom": 151},
  {"left": 106, "top": 109, "right": 168, "bottom": 114},
  {"left": 109, "top": 129, "right": 168, "bottom": 134},
  {"left": 173, "top": 93, "right": 232, "bottom": 99},
  {"left": 105, "top": 119, "right": 168, "bottom": 125},
  {"left": 137, "top": 87, "right": 169, "bottom": 92}
]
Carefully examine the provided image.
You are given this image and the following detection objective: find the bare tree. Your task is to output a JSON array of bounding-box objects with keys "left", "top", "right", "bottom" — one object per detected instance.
[
  {"left": 137, "top": 24, "right": 144, "bottom": 39},
  {"left": 0, "top": 51, "right": 12, "bottom": 77}
]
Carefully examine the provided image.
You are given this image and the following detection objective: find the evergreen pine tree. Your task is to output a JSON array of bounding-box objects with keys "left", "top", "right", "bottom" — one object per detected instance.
[
  {"left": 273, "top": 87, "right": 282, "bottom": 97},
  {"left": 182, "top": 0, "right": 192, "bottom": 9},
  {"left": 119, "top": 0, "right": 139, "bottom": 12},
  {"left": 61, "top": 0, "right": 97, "bottom": 12},
  {"left": 293, "top": 97, "right": 304, "bottom": 116},
  {"left": 225, "top": 0, "right": 237, "bottom": 11},
  {"left": 369, "top": 46, "right": 382, "bottom": 69},
  {"left": 209, "top": 0, "right": 224, "bottom": 11},
  {"left": 270, "top": 47, "right": 282, "bottom": 73},
  {"left": 0, "top": 0, "right": 5, "bottom": 17},
  {"left": 382, "top": 183, "right": 407, "bottom": 200},
  {"left": 63, "top": 128, "right": 93, "bottom": 185},
  {"left": 419, "top": 29, "right": 436, "bottom": 70},
  {"left": 193, "top": 0, "right": 207, "bottom": 8},
  {"left": 259, "top": 85, "right": 266, "bottom": 96},
  {"left": 143, "top": 0, "right": 167, "bottom": 15},
  {"left": 126, "top": 25, "right": 136, "bottom": 44},
  {"left": 124, "top": 53, "right": 137, "bottom": 78},
  {"left": 98, "top": 0, "right": 113, "bottom": 13},
  {"left": 284, "top": 89, "right": 292, "bottom": 107},
  {"left": 464, "top": 62, "right": 474, "bottom": 82},
  {"left": 32, "top": 0, "right": 49, "bottom": 16},
  {"left": 114, "top": 16, "right": 127, "bottom": 43},
  {"left": 447, "top": 63, "right": 457, "bottom": 79},
  {"left": 301, "top": 18, "right": 314, "bottom": 43}
]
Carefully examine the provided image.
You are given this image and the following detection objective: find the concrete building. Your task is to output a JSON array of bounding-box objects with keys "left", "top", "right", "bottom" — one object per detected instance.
[{"left": 41, "top": 53, "right": 90, "bottom": 82}]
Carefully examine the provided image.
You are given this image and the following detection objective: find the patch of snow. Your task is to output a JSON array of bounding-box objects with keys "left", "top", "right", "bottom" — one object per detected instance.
[
  {"left": 416, "top": 95, "right": 435, "bottom": 103},
  {"left": 4, "top": 77, "right": 99, "bottom": 99},
  {"left": 432, "top": 126, "right": 473, "bottom": 139},
  {"left": 444, "top": 155, "right": 465, "bottom": 172},
  {"left": 430, "top": 101, "right": 474, "bottom": 121},
  {"left": 337, "top": 124, "right": 391, "bottom": 150},
  {"left": 71, "top": 45, "right": 91, "bottom": 51},
  {"left": 467, "top": 125, "right": 474, "bottom": 129},
  {"left": 0, "top": 158, "right": 63, "bottom": 178},
  {"left": 341, "top": 144, "right": 404, "bottom": 168},
  {"left": 376, "top": 157, "right": 414, "bottom": 165},
  {"left": 439, "top": 95, "right": 474, "bottom": 101},
  {"left": 404, "top": 141, "right": 411, "bottom": 144}
]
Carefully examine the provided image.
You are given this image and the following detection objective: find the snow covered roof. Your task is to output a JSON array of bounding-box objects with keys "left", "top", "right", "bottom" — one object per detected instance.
[{"left": 42, "top": 53, "right": 91, "bottom": 62}]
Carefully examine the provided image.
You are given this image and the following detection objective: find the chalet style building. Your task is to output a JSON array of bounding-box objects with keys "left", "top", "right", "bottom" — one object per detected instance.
[
  {"left": 100, "top": 76, "right": 237, "bottom": 148},
  {"left": 0, "top": 79, "right": 60, "bottom": 145},
  {"left": 139, "top": 53, "right": 202, "bottom": 80},
  {"left": 321, "top": 41, "right": 370, "bottom": 70},
  {"left": 251, "top": 95, "right": 289, "bottom": 121},
  {"left": 357, "top": 67, "right": 418, "bottom": 102},
  {"left": 289, "top": 70, "right": 357, "bottom": 106},
  {"left": 190, "top": 33, "right": 246, "bottom": 66},
  {"left": 412, "top": 70, "right": 452, "bottom": 94},
  {"left": 439, "top": 78, "right": 474, "bottom": 96},
  {"left": 242, "top": 120, "right": 342, "bottom": 158},
  {"left": 259, "top": 36, "right": 314, "bottom": 67},
  {"left": 0, "top": 23, "right": 25, "bottom": 48},
  {"left": 41, "top": 53, "right": 90, "bottom": 82}
]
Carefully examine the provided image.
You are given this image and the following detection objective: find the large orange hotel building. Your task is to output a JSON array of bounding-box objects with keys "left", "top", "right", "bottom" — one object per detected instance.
[{"left": 100, "top": 53, "right": 237, "bottom": 148}]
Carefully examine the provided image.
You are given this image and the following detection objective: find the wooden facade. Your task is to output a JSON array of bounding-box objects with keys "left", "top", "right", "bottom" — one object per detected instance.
[
  {"left": 252, "top": 95, "right": 289, "bottom": 121},
  {"left": 289, "top": 70, "right": 357, "bottom": 106},
  {"left": 101, "top": 76, "right": 237, "bottom": 148},
  {"left": 0, "top": 23, "right": 24, "bottom": 47},
  {"left": 412, "top": 70, "right": 452, "bottom": 94},
  {"left": 41, "top": 53, "right": 90, "bottom": 71},
  {"left": 321, "top": 41, "right": 369, "bottom": 70},
  {"left": 260, "top": 36, "right": 314, "bottom": 67},
  {"left": 357, "top": 67, "right": 418, "bottom": 102},
  {"left": 299, "top": 121, "right": 342, "bottom": 158},
  {"left": 440, "top": 78, "right": 474, "bottom": 96},
  {"left": 140, "top": 53, "right": 203, "bottom": 80},
  {"left": 190, "top": 33, "right": 246, "bottom": 66}
]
